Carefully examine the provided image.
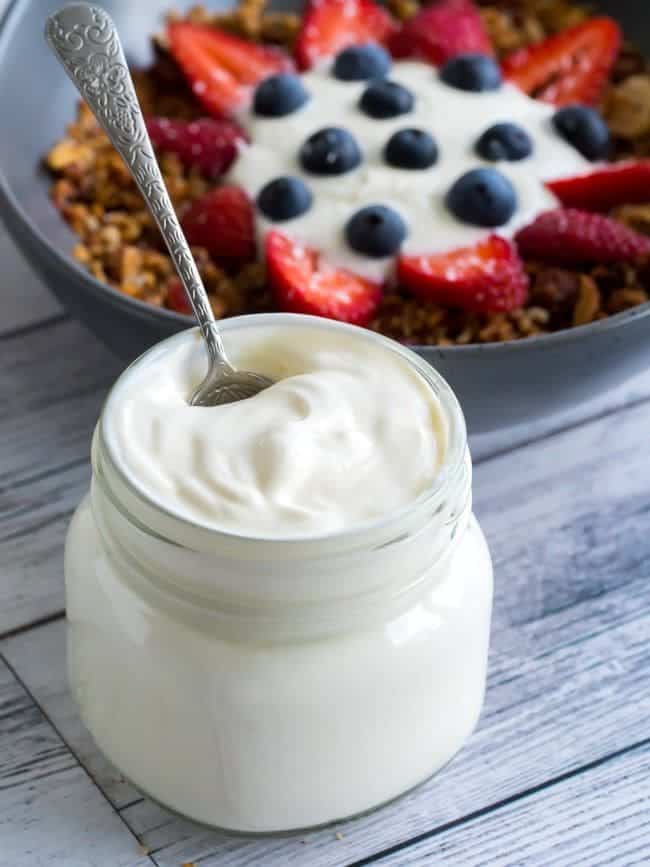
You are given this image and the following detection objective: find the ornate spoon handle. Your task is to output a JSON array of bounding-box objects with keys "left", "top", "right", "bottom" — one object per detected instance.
[{"left": 45, "top": 3, "right": 229, "bottom": 368}]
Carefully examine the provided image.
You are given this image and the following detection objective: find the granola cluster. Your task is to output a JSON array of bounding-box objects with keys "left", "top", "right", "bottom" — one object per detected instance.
[{"left": 46, "top": 0, "right": 650, "bottom": 344}]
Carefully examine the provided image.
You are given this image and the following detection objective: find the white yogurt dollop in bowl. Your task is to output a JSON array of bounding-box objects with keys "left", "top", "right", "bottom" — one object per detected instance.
[
  {"left": 230, "top": 59, "right": 590, "bottom": 282},
  {"left": 65, "top": 314, "right": 493, "bottom": 832}
]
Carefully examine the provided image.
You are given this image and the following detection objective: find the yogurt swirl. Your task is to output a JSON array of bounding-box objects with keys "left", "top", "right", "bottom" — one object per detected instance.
[
  {"left": 104, "top": 320, "right": 447, "bottom": 538},
  {"left": 229, "top": 59, "right": 591, "bottom": 281}
]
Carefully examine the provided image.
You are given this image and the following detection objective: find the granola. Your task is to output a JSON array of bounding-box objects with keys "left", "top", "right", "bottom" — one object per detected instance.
[{"left": 45, "top": 0, "right": 650, "bottom": 344}]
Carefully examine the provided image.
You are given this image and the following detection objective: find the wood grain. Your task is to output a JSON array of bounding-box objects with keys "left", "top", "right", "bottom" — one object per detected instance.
[
  {"left": 0, "top": 316, "right": 120, "bottom": 486},
  {"left": 1, "top": 461, "right": 90, "bottom": 635},
  {"left": 1, "top": 622, "right": 139, "bottom": 811},
  {"left": 1, "top": 316, "right": 121, "bottom": 633},
  {"left": 0, "top": 232, "right": 60, "bottom": 336},
  {"left": 0, "top": 655, "right": 153, "bottom": 867},
  {"left": 474, "top": 396, "right": 650, "bottom": 629},
  {"left": 4, "top": 567, "right": 650, "bottom": 866},
  {"left": 371, "top": 741, "right": 650, "bottom": 866}
]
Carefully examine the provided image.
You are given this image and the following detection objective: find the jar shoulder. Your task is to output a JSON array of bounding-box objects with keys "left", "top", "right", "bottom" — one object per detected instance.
[{"left": 65, "top": 495, "right": 492, "bottom": 649}]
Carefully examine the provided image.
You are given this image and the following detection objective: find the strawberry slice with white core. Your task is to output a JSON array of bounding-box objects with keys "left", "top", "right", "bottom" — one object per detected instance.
[
  {"left": 501, "top": 17, "right": 621, "bottom": 106},
  {"left": 546, "top": 161, "right": 650, "bottom": 212},
  {"left": 294, "top": 0, "right": 397, "bottom": 71},
  {"left": 266, "top": 232, "right": 382, "bottom": 325},
  {"left": 398, "top": 235, "right": 529, "bottom": 313},
  {"left": 168, "top": 22, "right": 293, "bottom": 117}
]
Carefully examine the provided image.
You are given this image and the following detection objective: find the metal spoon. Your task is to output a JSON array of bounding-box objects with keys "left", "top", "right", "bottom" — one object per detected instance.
[{"left": 45, "top": 4, "right": 273, "bottom": 406}]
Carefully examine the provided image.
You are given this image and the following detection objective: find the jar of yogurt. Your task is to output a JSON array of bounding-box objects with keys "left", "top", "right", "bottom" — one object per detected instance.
[{"left": 64, "top": 313, "right": 492, "bottom": 833}]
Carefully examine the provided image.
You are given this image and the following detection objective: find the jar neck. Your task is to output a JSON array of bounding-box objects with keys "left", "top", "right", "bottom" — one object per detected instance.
[
  {"left": 91, "top": 316, "right": 472, "bottom": 641},
  {"left": 92, "top": 432, "right": 471, "bottom": 641}
]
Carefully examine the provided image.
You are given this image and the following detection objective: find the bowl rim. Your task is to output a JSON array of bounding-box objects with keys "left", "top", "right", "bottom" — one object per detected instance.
[{"left": 1, "top": 0, "right": 650, "bottom": 355}]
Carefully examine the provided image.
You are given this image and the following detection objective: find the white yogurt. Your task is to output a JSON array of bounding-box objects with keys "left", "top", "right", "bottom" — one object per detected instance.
[
  {"left": 65, "top": 316, "right": 493, "bottom": 832},
  {"left": 104, "top": 322, "right": 447, "bottom": 537},
  {"left": 229, "top": 59, "right": 590, "bottom": 281}
]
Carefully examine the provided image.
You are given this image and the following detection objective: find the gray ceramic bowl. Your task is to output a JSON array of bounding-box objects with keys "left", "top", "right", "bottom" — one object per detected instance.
[{"left": 1, "top": 0, "right": 649, "bottom": 432}]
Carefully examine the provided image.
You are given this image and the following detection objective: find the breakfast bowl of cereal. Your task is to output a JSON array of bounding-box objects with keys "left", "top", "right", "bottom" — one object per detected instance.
[{"left": 1, "top": 0, "right": 649, "bottom": 431}]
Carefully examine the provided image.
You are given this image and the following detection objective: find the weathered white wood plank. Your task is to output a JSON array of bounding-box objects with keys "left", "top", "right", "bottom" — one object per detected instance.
[
  {"left": 0, "top": 316, "right": 121, "bottom": 485},
  {"left": 0, "top": 463, "right": 89, "bottom": 635},
  {"left": 1, "top": 621, "right": 138, "bottom": 810},
  {"left": 4, "top": 568, "right": 650, "bottom": 866},
  {"left": 0, "top": 317, "right": 121, "bottom": 633},
  {"left": 474, "top": 393, "right": 650, "bottom": 628},
  {"left": 0, "top": 655, "right": 153, "bottom": 867},
  {"left": 0, "top": 230, "right": 61, "bottom": 335},
  {"left": 374, "top": 741, "right": 650, "bottom": 867},
  {"left": 0, "top": 652, "right": 74, "bottom": 787},
  {"left": 0, "top": 514, "right": 69, "bottom": 636}
]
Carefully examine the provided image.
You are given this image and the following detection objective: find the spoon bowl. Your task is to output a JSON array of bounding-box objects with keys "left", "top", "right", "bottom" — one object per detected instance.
[{"left": 190, "top": 364, "right": 275, "bottom": 407}]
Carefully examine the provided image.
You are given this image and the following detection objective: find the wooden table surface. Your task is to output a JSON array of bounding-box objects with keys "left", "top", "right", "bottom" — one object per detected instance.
[{"left": 2, "top": 210, "right": 650, "bottom": 867}]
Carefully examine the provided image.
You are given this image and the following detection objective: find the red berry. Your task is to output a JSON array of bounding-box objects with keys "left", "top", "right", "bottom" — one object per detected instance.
[
  {"left": 398, "top": 235, "right": 528, "bottom": 313},
  {"left": 515, "top": 208, "right": 650, "bottom": 264},
  {"left": 182, "top": 186, "right": 256, "bottom": 265},
  {"left": 389, "top": 0, "right": 493, "bottom": 66},
  {"left": 266, "top": 231, "right": 382, "bottom": 325},
  {"left": 502, "top": 17, "right": 621, "bottom": 106},
  {"left": 146, "top": 117, "right": 247, "bottom": 179},
  {"left": 547, "top": 161, "right": 650, "bottom": 212},
  {"left": 166, "top": 277, "right": 192, "bottom": 315}
]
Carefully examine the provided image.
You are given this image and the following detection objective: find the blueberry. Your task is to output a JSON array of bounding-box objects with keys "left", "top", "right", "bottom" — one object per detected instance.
[
  {"left": 439, "top": 53, "right": 502, "bottom": 92},
  {"left": 446, "top": 168, "right": 517, "bottom": 227},
  {"left": 552, "top": 104, "right": 610, "bottom": 161},
  {"left": 299, "top": 127, "right": 362, "bottom": 175},
  {"left": 384, "top": 128, "right": 438, "bottom": 169},
  {"left": 253, "top": 73, "right": 309, "bottom": 117},
  {"left": 257, "top": 176, "right": 312, "bottom": 221},
  {"left": 345, "top": 205, "right": 407, "bottom": 257},
  {"left": 333, "top": 43, "right": 391, "bottom": 81},
  {"left": 475, "top": 122, "right": 533, "bottom": 162},
  {"left": 359, "top": 80, "right": 414, "bottom": 119}
]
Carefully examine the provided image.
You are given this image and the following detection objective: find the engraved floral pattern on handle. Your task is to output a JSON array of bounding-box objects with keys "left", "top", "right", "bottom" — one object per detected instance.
[{"left": 45, "top": 4, "right": 227, "bottom": 365}]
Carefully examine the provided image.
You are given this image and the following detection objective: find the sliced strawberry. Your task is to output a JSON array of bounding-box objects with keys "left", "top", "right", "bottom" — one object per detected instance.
[
  {"left": 295, "top": 0, "right": 397, "bottom": 71},
  {"left": 168, "top": 22, "right": 293, "bottom": 116},
  {"left": 547, "top": 161, "right": 650, "bottom": 212},
  {"left": 146, "top": 117, "right": 247, "bottom": 179},
  {"left": 166, "top": 277, "right": 192, "bottom": 315},
  {"left": 515, "top": 208, "right": 650, "bottom": 264},
  {"left": 266, "top": 231, "right": 382, "bottom": 325},
  {"left": 398, "top": 235, "right": 528, "bottom": 313},
  {"left": 501, "top": 17, "right": 621, "bottom": 106},
  {"left": 182, "top": 186, "right": 256, "bottom": 264},
  {"left": 389, "top": 0, "right": 493, "bottom": 66}
]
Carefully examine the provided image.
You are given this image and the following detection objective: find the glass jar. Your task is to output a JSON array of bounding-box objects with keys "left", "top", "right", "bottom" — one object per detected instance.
[{"left": 64, "top": 314, "right": 492, "bottom": 833}]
